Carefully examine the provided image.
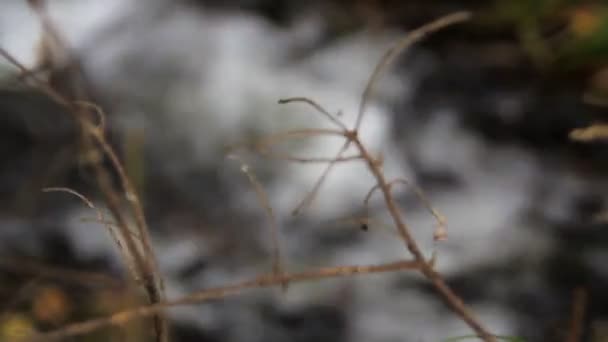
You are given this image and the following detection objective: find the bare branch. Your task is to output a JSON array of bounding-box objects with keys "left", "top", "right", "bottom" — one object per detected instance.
[
  {"left": 24, "top": 260, "right": 421, "bottom": 342},
  {"left": 279, "top": 97, "right": 348, "bottom": 130},
  {"left": 354, "top": 11, "right": 471, "bottom": 130},
  {"left": 257, "top": 151, "right": 362, "bottom": 164},
  {"left": 3, "top": 31, "right": 167, "bottom": 341},
  {"left": 352, "top": 136, "right": 495, "bottom": 341}
]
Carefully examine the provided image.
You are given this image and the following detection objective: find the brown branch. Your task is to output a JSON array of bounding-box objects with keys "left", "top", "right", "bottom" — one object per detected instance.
[
  {"left": 273, "top": 11, "right": 495, "bottom": 341},
  {"left": 23, "top": 260, "right": 421, "bottom": 342},
  {"left": 364, "top": 179, "right": 447, "bottom": 241},
  {"left": 2, "top": 19, "right": 167, "bottom": 341},
  {"left": 257, "top": 151, "right": 362, "bottom": 164},
  {"left": 354, "top": 11, "right": 471, "bottom": 130},
  {"left": 41, "top": 187, "right": 136, "bottom": 272},
  {"left": 278, "top": 97, "right": 348, "bottom": 130},
  {"left": 291, "top": 139, "right": 352, "bottom": 216},
  {"left": 352, "top": 138, "right": 495, "bottom": 341},
  {"left": 228, "top": 155, "right": 288, "bottom": 290},
  {"left": 16, "top": 5, "right": 168, "bottom": 338}
]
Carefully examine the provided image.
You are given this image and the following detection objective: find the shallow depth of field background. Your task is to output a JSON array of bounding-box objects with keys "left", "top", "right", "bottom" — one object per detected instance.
[{"left": 2, "top": 1, "right": 608, "bottom": 341}]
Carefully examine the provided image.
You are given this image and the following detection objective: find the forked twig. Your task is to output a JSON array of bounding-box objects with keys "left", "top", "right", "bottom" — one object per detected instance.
[{"left": 276, "top": 11, "right": 495, "bottom": 341}]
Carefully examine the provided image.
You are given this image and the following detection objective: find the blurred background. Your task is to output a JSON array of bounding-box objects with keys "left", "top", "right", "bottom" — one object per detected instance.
[{"left": 1, "top": 0, "right": 608, "bottom": 341}]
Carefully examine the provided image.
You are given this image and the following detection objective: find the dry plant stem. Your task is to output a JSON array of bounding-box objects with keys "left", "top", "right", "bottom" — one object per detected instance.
[
  {"left": 364, "top": 179, "right": 447, "bottom": 238},
  {"left": 257, "top": 151, "right": 362, "bottom": 163},
  {"left": 354, "top": 11, "right": 472, "bottom": 130},
  {"left": 78, "top": 217, "right": 142, "bottom": 240},
  {"left": 252, "top": 128, "right": 345, "bottom": 151},
  {"left": 0, "top": 46, "right": 167, "bottom": 341},
  {"left": 292, "top": 140, "right": 351, "bottom": 216},
  {"left": 352, "top": 138, "right": 496, "bottom": 342},
  {"left": 27, "top": 0, "right": 162, "bottom": 295},
  {"left": 42, "top": 187, "right": 136, "bottom": 275},
  {"left": 92, "top": 149, "right": 167, "bottom": 339},
  {"left": 228, "top": 155, "right": 287, "bottom": 290},
  {"left": 278, "top": 97, "right": 347, "bottom": 130},
  {"left": 23, "top": 260, "right": 421, "bottom": 342},
  {"left": 344, "top": 11, "right": 491, "bottom": 340}
]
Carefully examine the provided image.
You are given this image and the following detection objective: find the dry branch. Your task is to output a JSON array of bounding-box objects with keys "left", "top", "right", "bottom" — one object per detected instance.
[
  {"left": 22, "top": 260, "right": 421, "bottom": 342},
  {"left": 2, "top": 2, "right": 168, "bottom": 339}
]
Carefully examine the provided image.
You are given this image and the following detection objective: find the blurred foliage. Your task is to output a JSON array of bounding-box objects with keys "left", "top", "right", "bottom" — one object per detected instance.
[
  {"left": 487, "top": 1, "right": 608, "bottom": 64},
  {"left": 0, "top": 314, "right": 36, "bottom": 341},
  {"left": 32, "top": 285, "right": 70, "bottom": 325},
  {"left": 486, "top": 0, "right": 608, "bottom": 102}
]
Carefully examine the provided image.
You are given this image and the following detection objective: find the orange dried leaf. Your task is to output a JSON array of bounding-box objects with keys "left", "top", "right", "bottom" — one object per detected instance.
[{"left": 32, "top": 286, "right": 70, "bottom": 324}]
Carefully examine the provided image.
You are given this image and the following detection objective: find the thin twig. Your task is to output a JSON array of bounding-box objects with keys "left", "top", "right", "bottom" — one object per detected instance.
[
  {"left": 352, "top": 137, "right": 495, "bottom": 341},
  {"left": 73, "top": 100, "right": 106, "bottom": 131},
  {"left": 253, "top": 128, "right": 346, "bottom": 151},
  {"left": 23, "top": 260, "right": 421, "bottom": 342},
  {"left": 279, "top": 97, "right": 348, "bottom": 130},
  {"left": 257, "top": 151, "right": 362, "bottom": 164},
  {"left": 364, "top": 179, "right": 447, "bottom": 241},
  {"left": 41, "top": 187, "right": 138, "bottom": 277},
  {"left": 228, "top": 155, "right": 288, "bottom": 290},
  {"left": 291, "top": 139, "right": 352, "bottom": 216},
  {"left": 354, "top": 11, "right": 471, "bottom": 130},
  {"left": 3, "top": 14, "right": 167, "bottom": 339}
]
